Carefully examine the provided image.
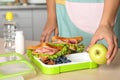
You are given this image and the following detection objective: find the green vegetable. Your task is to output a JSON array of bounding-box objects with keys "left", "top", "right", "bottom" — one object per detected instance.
[
  {"left": 30, "top": 42, "right": 85, "bottom": 60},
  {"left": 48, "top": 42, "right": 66, "bottom": 47},
  {"left": 48, "top": 46, "right": 69, "bottom": 60}
]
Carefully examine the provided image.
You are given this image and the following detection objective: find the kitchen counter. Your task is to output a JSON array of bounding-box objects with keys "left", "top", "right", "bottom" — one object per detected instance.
[
  {"left": 0, "top": 4, "right": 46, "bottom": 10},
  {"left": 0, "top": 38, "right": 120, "bottom": 80}
]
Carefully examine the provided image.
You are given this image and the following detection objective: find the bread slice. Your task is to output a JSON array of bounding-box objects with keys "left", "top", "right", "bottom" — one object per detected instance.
[
  {"left": 27, "top": 42, "right": 63, "bottom": 50},
  {"left": 52, "top": 36, "right": 83, "bottom": 44}
]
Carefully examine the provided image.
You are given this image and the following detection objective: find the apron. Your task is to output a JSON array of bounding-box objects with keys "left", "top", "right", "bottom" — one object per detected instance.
[{"left": 56, "top": 0, "right": 120, "bottom": 47}]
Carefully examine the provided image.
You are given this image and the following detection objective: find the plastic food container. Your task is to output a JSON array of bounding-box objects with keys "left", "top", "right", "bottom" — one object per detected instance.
[
  {"left": 0, "top": 53, "right": 35, "bottom": 80},
  {"left": 27, "top": 50, "right": 98, "bottom": 74}
]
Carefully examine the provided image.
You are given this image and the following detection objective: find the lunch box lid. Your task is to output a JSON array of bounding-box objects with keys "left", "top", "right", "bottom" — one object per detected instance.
[{"left": 0, "top": 53, "right": 35, "bottom": 79}]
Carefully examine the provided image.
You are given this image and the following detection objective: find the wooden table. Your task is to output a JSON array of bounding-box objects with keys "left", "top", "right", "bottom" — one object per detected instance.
[{"left": 0, "top": 38, "right": 120, "bottom": 80}]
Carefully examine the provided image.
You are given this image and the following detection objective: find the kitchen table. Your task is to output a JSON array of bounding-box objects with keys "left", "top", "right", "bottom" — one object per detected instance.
[{"left": 0, "top": 38, "right": 120, "bottom": 80}]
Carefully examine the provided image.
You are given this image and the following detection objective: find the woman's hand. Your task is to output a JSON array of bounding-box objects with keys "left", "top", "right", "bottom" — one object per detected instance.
[
  {"left": 88, "top": 25, "right": 118, "bottom": 64},
  {"left": 40, "top": 0, "right": 57, "bottom": 42},
  {"left": 88, "top": 0, "right": 120, "bottom": 65},
  {"left": 40, "top": 21, "right": 58, "bottom": 42}
]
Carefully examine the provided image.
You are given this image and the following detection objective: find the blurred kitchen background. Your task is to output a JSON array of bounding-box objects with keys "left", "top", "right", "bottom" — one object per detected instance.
[{"left": 0, "top": 0, "right": 47, "bottom": 41}]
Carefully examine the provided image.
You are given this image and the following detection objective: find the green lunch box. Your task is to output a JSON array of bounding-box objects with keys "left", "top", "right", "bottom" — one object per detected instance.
[
  {"left": 0, "top": 53, "right": 35, "bottom": 80},
  {"left": 27, "top": 50, "right": 98, "bottom": 75}
]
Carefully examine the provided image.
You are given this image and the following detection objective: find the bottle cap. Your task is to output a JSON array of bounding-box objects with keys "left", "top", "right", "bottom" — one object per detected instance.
[{"left": 6, "top": 12, "right": 14, "bottom": 20}]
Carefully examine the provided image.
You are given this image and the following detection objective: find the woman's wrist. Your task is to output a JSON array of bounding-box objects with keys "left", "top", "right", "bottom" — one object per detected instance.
[
  {"left": 99, "top": 20, "right": 115, "bottom": 29},
  {"left": 46, "top": 17, "right": 57, "bottom": 26}
]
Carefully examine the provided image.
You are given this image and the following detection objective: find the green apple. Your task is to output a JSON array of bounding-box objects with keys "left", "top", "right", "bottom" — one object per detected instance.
[{"left": 88, "top": 43, "right": 108, "bottom": 64}]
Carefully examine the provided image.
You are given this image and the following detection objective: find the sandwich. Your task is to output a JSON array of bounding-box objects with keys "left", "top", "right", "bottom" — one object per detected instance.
[
  {"left": 27, "top": 42, "right": 70, "bottom": 64},
  {"left": 49, "top": 36, "right": 84, "bottom": 52},
  {"left": 27, "top": 36, "right": 85, "bottom": 65}
]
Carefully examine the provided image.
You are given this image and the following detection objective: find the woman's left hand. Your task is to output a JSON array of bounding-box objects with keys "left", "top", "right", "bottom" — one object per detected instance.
[{"left": 88, "top": 25, "right": 118, "bottom": 64}]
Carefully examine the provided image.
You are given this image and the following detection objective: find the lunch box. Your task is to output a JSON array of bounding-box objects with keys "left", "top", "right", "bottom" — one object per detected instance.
[
  {"left": 27, "top": 50, "right": 98, "bottom": 74},
  {"left": 0, "top": 53, "right": 35, "bottom": 80}
]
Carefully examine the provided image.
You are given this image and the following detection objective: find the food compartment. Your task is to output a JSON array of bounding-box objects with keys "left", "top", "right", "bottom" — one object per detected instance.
[
  {"left": 66, "top": 52, "right": 92, "bottom": 62},
  {"left": 59, "top": 52, "right": 98, "bottom": 72},
  {"left": 27, "top": 50, "right": 98, "bottom": 74}
]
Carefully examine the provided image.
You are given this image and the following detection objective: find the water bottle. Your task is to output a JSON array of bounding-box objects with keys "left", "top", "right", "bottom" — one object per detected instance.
[
  {"left": 3, "top": 12, "right": 16, "bottom": 60},
  {"left": 15, "top": 31, "right": 25, "bottom": 55},
  {"left": 2, "top": 13, "right": 25, "bottom": 80},
  {"left": 3, "top": 12, "right": 16, "bottom": 52}
]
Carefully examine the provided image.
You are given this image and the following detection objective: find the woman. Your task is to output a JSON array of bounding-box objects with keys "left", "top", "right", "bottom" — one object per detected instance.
[{"left": 40, "top": 0, "right": 120, "bottom": 64}]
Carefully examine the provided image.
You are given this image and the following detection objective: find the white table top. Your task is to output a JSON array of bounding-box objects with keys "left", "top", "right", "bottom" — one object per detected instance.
[{"left": 0, "top": 38, "right": 120, "bottom": 80}]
